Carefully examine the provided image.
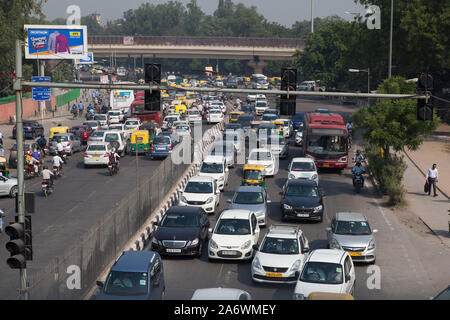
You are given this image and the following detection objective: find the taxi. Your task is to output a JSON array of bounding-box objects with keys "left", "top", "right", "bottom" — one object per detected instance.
[
  {"left": 229, "top": 111, "right": 244, "bottom": 123},
  {"left": 242, "top": 164, "right": 266, "bottom": 188}
]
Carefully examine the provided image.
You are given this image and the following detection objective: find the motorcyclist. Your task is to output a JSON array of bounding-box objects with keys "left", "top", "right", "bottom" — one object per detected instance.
[
  {"left": 108, "top": 148, "right": 121, "bottom": 172},
  {"left": 78, "top": 101, "right": 84, "bottom": 116},
  {"left": 346, "top": 121, "right": 353, "bottom": 136},
  {"left": 42, "top": 165, "right": 54, "bottom": 188},
  {"left": 37, "top": 135, "right": 47, "bottom": 150},
  {"left": 354, "top": 149, "right": 365, "bottom": 163},
  {"left": 101, "top": 104, "right": 109, "bottom": 114},
  {"left": 56, "top": 140, "right": 65, "bottom": 157},
  {"left": 52, "top": 154, "right": 64, "bottom": 174},
  {"left": 72, "top": 103, "right": 78, "bottom": 117},
  {"left": 352, "top": 161, "right": 366, "bottom": 187},
  {"left": 29, "top": 152, "right": 40, "bottom": 174}
]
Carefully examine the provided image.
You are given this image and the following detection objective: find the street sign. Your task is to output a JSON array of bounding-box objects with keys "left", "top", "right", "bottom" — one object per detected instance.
[
  {"left": 77, "top": 52, "right": 94, "bottom": 65},
  {"left": 32, "top": 76, "right": 51, "bottom": 101}
]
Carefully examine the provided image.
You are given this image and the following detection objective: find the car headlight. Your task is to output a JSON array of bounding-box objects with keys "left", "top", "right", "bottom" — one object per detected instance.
[
  {"left": 330, "top": 238, "right": 341, "bottom": 249},
  {"left": 189, "top": 238, "right": 199, "bottom": 246},
  {"left": 313, "top": 205, "right": 323, "bottom": 213},
  {"left": 180, "top": 196, "right": 187, "bottom": 203},
  {"left": 293, "top": 293, "right": 305, "bottom": 300},
  {"left": 252, "top": 257, "right": 262, "bottom": 270},
  {"left": 218, "top": 176, "right": 224, "bottom": 181},
  {"left": 283, "top": 204, "right": 293, "bottom": 210},
  {"left": 209, "top": 238, "right": 218, "bottom": 249},
  {"left": 289, "top": 259, "right": 302, "bottom": 271},
  {"left": 311, "top": 174, "right": 318, "bottom": 181},
  {"left": 339, "top": 157, "right": 347, "bottom": 163},
  {"left": 241, "top": 240, "right": 251, "bottom": 250},
  {"left": 367, "top": 239, "right": 376, "bottom": 250},
  {"left": 206, "top": 197, "right": 214, "bottom": 204},
  {"left": 288, "top": 173, "right": 296, "bottom": 179},
  {"left": 255, "top": 210, "right": 265, "bottom": 217}
]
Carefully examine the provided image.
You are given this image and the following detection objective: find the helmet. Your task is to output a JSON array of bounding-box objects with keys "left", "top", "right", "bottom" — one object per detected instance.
[
  {"left": 43, "top": 166, "right": 48, "bottom": 170},
  {"left": 356, "top": 149, "right": 361, "bottom": 154}
]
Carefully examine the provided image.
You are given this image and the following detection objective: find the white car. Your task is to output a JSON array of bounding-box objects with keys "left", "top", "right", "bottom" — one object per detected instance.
[
  {"left": 83, "top": 142, "right": 113, "bottom": 167},
  {"left": 288, "top": 157, "right": 319, "bottom": 185},
  {"left": 108, "top": 124, "right": 128, "bottom": 139},
  {"left": 247, "top": 148, "right": 277, "bottom": 176},
  {"left": 198, "top": 155, "right": 229, "bottom": 191},
  {"left": 252, "top": 225, "right": 310, "bottom": 284},
  {"left": 280, "top": 119, "right": 292, "bottom": 138},
  {"left": 163, "top": 115, "right": 181, "bottom": 128},
  {"left": 191, "top": 288, "right": 252, "bottom": 300},
  {"left": 293, "top": 249, "right": 356, "bottom": 300},
  {"left": 103, "top": 130, "right": 127, "bottom": 156},
  {"left": 222, "top": 130, "right": 244, "bottom": 154},
  {"left": 83, "top": 120, "right": 100, "bottom": 132},
  {"left": 215, "top": 79, "right": 224, "bottom": 87},
  {"left": 107, "top": 110, "right": 121, "bottom": 124},
  {"left": 295, "top": 131, "right": 303, "bottom": 146},
  {"left": 207, "top": 109, "right": 224, "bottom": 124},
  {"left": 179, "top": 175, "right": 220, "bottom": 215},
  {"left": 124, "top": 118, "right": 141, "bottom": 131},
  {"left": 255, "top": 100, "right": 269, "bottom": 116},
  {"left": 94, "top": 114, "right": 108, "bottom": 129},
  {"left": 208, "top": 141, "right": 236, "bottom": 168},
  {"left": 210, "top": 101, "right": 226, "bottom": 113},
  {"left": 174, "top": 123, "right": 191, "bottom": 139},
  {"left": 208, "top": 209, "right": 260, "bottom": 261},
  {"left": 186, "top": 109, "right": 202, "bottom": 123}
]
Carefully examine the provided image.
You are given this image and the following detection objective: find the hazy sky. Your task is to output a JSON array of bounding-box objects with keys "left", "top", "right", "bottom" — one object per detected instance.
[{"left": 42, "top": 0, "right": 366, "bottom": 27}]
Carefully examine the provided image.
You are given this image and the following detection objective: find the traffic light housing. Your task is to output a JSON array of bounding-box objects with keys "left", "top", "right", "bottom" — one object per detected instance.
[
  {"left": 280, "top": 67, "right": 297, "bottom": 116},
  {"left": 416, "top": 73, "right": 434, "bottom": 121},
  {"left": 144, "top": 63, "right": 161, "bottom": 112},
  {"left": 5, "top": 215, "right": 32, "bottom": 269}
]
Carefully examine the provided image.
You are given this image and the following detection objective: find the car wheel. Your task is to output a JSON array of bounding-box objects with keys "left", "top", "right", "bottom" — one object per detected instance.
[
  {"left": 9, "top": 186, "right": 18, "bottom": 198},
  {"left": 197, "top": 243, "right": 203, "bottom": 258},
  {"left": 281, "top": 214, "right": 287, "bottom": 222}
]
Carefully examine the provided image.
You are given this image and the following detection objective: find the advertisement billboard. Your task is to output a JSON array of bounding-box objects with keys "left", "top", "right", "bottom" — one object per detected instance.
[
  {"left": 123, "top": 36, "right": 134, "bottom": 45},
  {"left": 77, "top": 52, "right": 94, "bottom": 64},
  {"left": 24, "top": 25, "right": 88, "bottom": 60}
]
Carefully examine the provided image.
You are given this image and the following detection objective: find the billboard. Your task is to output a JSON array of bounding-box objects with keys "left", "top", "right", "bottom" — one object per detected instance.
[
  {"left": 123, "top": 36, "right": 134, "bottom": 45},
  {"left": 77, "top": 52, "right": 94, "bottom": 64},
  {"left": 24, "top": 25, "right": 88, "bottom": 60}
]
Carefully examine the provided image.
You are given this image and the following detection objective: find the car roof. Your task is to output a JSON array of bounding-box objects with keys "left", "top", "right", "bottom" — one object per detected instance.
[
  {"left": 335, "top": 212, "right": 367, "bottom": 222},
  {"left": 287, "top": 179, "right": 317, "bottom": 186},
  {"left": 111, "top": 251, "right": 157, "bottom": 273},
  {"left": 220, "top": 209, "right": 252, "bottom": 220},
  {"left": 87, "top": 141, "right": 109, "bottom": 146},
  {"left": 189, "top": 175, "right": 214, "bottom": 183},
  {"left": 166, "top": 206, "right": 202, "bottom": 215},
  {"left": 203, "top": 155, "right": 225, "bottom": 163},
  {"left": 291, "top": 157, "right": 315, "bottom": 163},
  {"left": 308, "top": 249, "right": 346, "bottom": 264},
  {"left": 53, "top": 133, "right": 72, "bottom": 137},
  {"left": 191, "top": 288, "right": 248, "bottom": 300},
  {"left": 236, "top": 185, "right": 264, "bottom": 193},
  {"left": 267, "top": 224, "right": 302, "bottom": 239}
]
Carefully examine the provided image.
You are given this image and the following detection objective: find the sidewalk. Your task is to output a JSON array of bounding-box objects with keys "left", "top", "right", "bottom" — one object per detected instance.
[{"left": 401, "top": 123, "right": 450, "bottom": 248}]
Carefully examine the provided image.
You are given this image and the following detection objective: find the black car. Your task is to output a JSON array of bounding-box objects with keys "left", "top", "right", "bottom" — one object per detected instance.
[
  {"left": 240, "top": 105, "right": 255, "bottom": 114},
  {"left": 13, "top": 120, "right": 44, "bottom": 139},
  {"left": 280, "top": 179, "right": 324, "bottom": 222},
  {"left": 224, "top": 123, "right": 243, "bottom": 131},
  {"left": 151, "top": 206, "right": 210, "bottom": 257}
]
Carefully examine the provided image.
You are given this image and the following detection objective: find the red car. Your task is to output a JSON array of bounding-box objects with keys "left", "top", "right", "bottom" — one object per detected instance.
[{"left": 69, "top": 125, "right": 93, "bottom": 144}]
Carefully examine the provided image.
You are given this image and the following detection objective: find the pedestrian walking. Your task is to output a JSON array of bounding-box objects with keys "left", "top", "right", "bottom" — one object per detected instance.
[
  {"left": 426, "top": 163, "right": 439, "bottom": 197},
  {"left": 0, "top": 131, "right": 3, "bottom": 146}
]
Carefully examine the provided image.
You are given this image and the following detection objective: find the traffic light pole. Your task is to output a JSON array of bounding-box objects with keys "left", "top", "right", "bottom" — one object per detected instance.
[{"left": 13, "top": 39, "right": 28, "bottom": 300}]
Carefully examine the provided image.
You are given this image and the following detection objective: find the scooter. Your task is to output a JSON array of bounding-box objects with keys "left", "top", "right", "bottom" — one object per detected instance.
[
  {"left": 42, "top": 180, "right": 53, "bottom": 197},
  {"left": 108, "top": 161, "right": 119, "bottom": 176},
  {"left": 353, "top": 173, "right": 364, "bottom": 193}
]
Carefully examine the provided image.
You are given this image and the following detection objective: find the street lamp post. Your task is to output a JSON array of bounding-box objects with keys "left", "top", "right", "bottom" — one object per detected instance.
[
  {"left": 311, "top": 0, "right": 314, "bottom": 33},
  {"left": 388, "top": 0, "right": 394, "bottom": 78},
  {"left": 349, "top": 68, "right": 370, "bottom": 106}
]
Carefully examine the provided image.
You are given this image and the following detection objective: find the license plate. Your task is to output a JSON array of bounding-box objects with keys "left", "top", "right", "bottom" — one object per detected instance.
[
  {"left": 222, "top": 250, "right": 237, "bottom": 255},
  {"left": 92, "top": 155, "right": 101, "bottom": 158},
  {"left": 266, "top": 272, "right": 282, "bottom": 278},
  {"left": 166, "top": 249, "right": 181, "bottom": 253},
  {"left": 297, "top": 213, "right": 309, "bottom": 217},
  {"left": 349, "top": 252, "right": 362, "bottom": 257},
  {"left": 322, "top": 163, "right": 330, "bottom": 167},
  {"left": 156, "top": 147, "right": 165, "bottom": 150}
]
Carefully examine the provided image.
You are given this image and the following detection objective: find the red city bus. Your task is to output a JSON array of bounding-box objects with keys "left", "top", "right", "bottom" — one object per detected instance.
[
  {"left": 130, "top": 99, "right": 162, "bottom": 126},
  {"left": 302, "top": 112, "right": 349, "bottom": 170}
]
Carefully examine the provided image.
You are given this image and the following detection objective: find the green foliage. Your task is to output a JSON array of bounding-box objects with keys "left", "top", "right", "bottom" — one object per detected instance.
[
  {"left": 48, "top": 62, "right": 73, "bottom": 83},
  {"left": 352, "top": 77, "right": 440, "bottom": 152}
]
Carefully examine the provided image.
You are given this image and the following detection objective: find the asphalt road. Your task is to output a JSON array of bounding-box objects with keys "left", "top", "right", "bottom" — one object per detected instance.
[{"left": 150, "top": 96, "right": 450, "bottom": 300}]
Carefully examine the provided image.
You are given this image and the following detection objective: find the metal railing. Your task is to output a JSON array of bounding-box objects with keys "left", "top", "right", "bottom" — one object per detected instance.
[{"left": 88, "top": 35, "right": 306, "bottom": 48}]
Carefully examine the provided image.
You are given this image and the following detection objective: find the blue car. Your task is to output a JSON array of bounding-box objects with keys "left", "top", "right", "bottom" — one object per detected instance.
[
  {"left": 96, "top": 251, "right": 165, "bottom": 300},
  {"left": 150, "top": 135, "right": 175, "bottom": 159},
  {"left": 291, "top": 112, "right": 305, "bottom": 131}
]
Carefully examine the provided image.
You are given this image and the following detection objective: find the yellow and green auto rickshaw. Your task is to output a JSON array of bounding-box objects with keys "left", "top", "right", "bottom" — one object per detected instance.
[
  {"left": 242, "top": 164, "right": 266, "bottom": 188},
  {"left": 129, "top": 130, "right": 150, "bottom": 154},
  {"left": 229, "top": 111, "right": 244, "bottom": 123},
  {"left": 0, "top": 156, "right": 9, "bottom": 178},
  {"left": 49, "top": 126, "right": 70, "bottom": 140},
  {"left": 271, "top": 120, "right": 285, "bottom": 136}
]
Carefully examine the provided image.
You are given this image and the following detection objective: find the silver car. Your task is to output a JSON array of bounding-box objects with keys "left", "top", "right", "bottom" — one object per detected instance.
[
  {"left": 326, "top": 212, "right": 378, "bottom": 264},
  {"left": 0, "top": 176, "right": 18, "bottom": 198},
  {"left": 227, "top": 186, "right": 271, "bottom": 226},
  {"left": 49, "top": 133, "right": 82, "bottom": 155}
]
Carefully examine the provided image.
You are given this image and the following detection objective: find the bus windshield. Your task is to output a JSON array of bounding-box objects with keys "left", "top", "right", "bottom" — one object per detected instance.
[{"left": 307, "top": 134, "right": 347, "bottom": 159}]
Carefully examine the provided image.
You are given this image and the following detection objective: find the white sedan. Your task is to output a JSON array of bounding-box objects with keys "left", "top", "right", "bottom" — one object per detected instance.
[
  {"left": 288, "top": 157, "right": 319, "bottom": 186},
  {"left": 84, "top": 142, "right": 113, "bottom": 167},
  {"left": 207, "top": 109, "right": 224, "bottom": 124}
]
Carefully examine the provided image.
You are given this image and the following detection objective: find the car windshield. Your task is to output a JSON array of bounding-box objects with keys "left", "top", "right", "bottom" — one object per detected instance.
[
  {"left": 165, "top": 117, "right": 177, "bottom": 122},
  {"left": 291, "top": 162, "right": 315, "bottom": 171},
  {"left": 210, "top": 110, "right": 221, "bottom": 114},
  {"left": 176, "top": 126, "right": 189, "bottom": 131},
  {"left": 201, "top": 162, "right": 223, "bottom": 173},
  {"left": 126, "top": 121, "right": 139, "bottom": 125},
  {"left": 233, "top": 191, "right": 264, "bottom": 204},
  {"left": 244, "top": 170, "right": 263, "bottom": 180},
  {"left": 103, "top": 271, "right": 148, "bottom": 296},
  {"left": 105, "top": 134, "right": 119, "bottom": 142},
  {"left": 160, "top": 213, "right": 199, "bottom": 228},
  {"left": 87, "top": 145, "right": 106, "bottom": 151},
  {"left": 184, "top": 181, "right": 213, "bottom": 193},
  {"left": 215, "top": 219, "right": 251, "bottom": 235},
  {"left": 109, "top": 126, "right": 122, "bottom": 130},
  {"left": 260, "top": 237, "right": 299, "bottom": 254},
  {"left": 249, "top": 151, "right": 272, "bottom": 161},
  {"left": 300, "top": 262, "right": 343, "bottom": 284},
  {"left": 153, "top": 137, "right": 170, "bottom": 144},
  {"left": 256, "top": 102, "right": 267, "bottom": 107},
  {"left": 285, "top": 185, "right": 319, "bottom": 197},
  {"left": 261, "top": 115, "right": 278, "bottom": 121},
  {"left": 334, "top": 220, "right": 371, "bottom": 235},
  {"left": 54, "top": 136, "right": 69, "bottom": 142},
  {"left": 92, "top": 131, "right": 104, "bottom": 137},
  {"left": 94, "top": 115, "right": 106, "bottom": 120},
  {"left": 188, "top": 111, "right": 199, "bottom": 115},
  {"left": 434, "top": 287, "right": 450, "bottom": 300}
]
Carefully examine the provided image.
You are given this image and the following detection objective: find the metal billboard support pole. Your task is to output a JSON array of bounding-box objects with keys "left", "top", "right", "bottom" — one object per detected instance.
[{"left": 14, "top": 39, "right": 28, "bottom": 300}]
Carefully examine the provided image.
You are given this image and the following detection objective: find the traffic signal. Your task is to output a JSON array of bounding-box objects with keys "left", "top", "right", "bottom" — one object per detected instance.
[
  {"left": 144, "top": 63, "right": 161, "bottom": 112},
  {"left": 5, "top": 215, "right": 32, "bottom": 269},
  {"left": 416, "top": 73, "right": 434, "bottom": 121},
  {"left": 280, "top": 67, "right": 297, "bottom": 116}
]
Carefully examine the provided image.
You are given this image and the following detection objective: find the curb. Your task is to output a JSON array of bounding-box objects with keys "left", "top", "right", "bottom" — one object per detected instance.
[{"left": 402, "top": 149, "right": 450, "bottom": 200}]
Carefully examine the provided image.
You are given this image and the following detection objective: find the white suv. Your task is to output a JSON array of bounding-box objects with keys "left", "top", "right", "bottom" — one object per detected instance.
[
  {"left": 107, "top": 110, "right": 121, "bottom": 124},
  {"left": 252, "top": 225, "right": 310, "bottom": 284},
  {"left": 208, "top": 209, "right": 260, "bottom": 261},
  {"left": 293, "top": 249, "right": 356, "bottom": 300},
  {"left": 179, "top": 175, "right": 220, "bottom": 215},
  {"left": 288, "top": 157, "right": 319, "bottom": 185},
  {"left": 198, "top": 155, "right": 229, "bottom": 191}
]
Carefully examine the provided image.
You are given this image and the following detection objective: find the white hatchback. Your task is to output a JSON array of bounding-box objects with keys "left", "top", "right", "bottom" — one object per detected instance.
[
  {"left": 288, "top": 157, "right": 319, "bottom": 186},
  {"left": 186, "top": 109, "right": 202, "bottom": 123},
  {"left": 198, "top": 155, "right": 229, "bottom": 191},
  {"left": 208, "top": 209, "right": 260, "bottom": 261},
  {"left": 207, "top": 109, "right": 224, "bottom": 124},
  {"left": 247, "top": 148, "right": 277, "bottom": 176},
  {"left": 179, "top": 175, "right": 220, "bottom": 215},
  {"left": 107, "top": 110, "right": 121, "bottom": 124}
]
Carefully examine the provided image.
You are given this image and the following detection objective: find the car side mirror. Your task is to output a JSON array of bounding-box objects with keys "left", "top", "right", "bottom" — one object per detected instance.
[
  {"left": 152, "top": 221, "right": 158, "bottom": 227},
  {"left": 294, "top": 271, "right": 300, "bottom": 279},
  {"left": 325, "top": 227, "right": 332, "bottom": 232},
  {"left": 345, "top": 274, "right": 351, "bottom": 282},
  {"left": 96, "top": 281, "right": 104, "bottom": 287},
  {"left": 372, "top": 229, "right": 378, "bottom": 233},
  {"left": 226, "top": 199, "right": 232, "bottom": 203},
  {"left": 301, "top": 247, "right": 310, "bottom": 254},
  {"left": 252, "top": 244, "right": 259, "bottom": 251},
  {"left": 266, "top": 199, "right": 271, "bottom": 204},
  {"left": 208, "top": 228, "right": 213, "bottom": 233}
]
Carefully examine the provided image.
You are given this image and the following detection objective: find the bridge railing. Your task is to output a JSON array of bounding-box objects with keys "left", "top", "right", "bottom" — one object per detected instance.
[{"left": 88, "top": 35, "right": 305, "bottom": 48}]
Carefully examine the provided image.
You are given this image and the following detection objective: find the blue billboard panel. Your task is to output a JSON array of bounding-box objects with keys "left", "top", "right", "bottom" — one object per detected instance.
[
  {"left": 78, "top": 52, "right": 94, "bottom": 64},
  {"left": 32, "top": 76, "right": 51, "bottom": 101},
  {"left": 24, "top": 25, "right": 88, "bottom": 60}
]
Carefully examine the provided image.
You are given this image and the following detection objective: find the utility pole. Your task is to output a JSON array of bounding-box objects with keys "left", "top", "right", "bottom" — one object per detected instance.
[
  {"left": 388, "top": 0, "right": 393, "bottom": 78},
  {"left": 13, "top": 39, "right": 28, "bottom": 300},
  {"left": 311, "top": 0, "right": 314, "bottom": 33},
  {"left": 38, "top": 60, "right": 45, "bottom": 122}
]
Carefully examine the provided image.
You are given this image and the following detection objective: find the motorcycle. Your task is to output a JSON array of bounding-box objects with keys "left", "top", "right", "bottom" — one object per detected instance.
[
  {"left": 42, "top": 180, "right": 53, "bottom": 197},
  {"left": 53, "top": 165, "right": 63, "bottom": 178},
  {"left": 24, "top": 164, "right": 40, "bottom": 179},
  {"left": 353, "top": 173, "right": 364, "bottom": 193},
  {"left": 108, "top": 161, "right": 119, "bottom": 176}
]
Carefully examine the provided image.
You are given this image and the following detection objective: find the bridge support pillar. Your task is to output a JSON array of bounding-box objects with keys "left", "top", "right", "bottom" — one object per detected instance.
[{"left": 247, "top": 59, "right": 267, "bottom": 74}]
